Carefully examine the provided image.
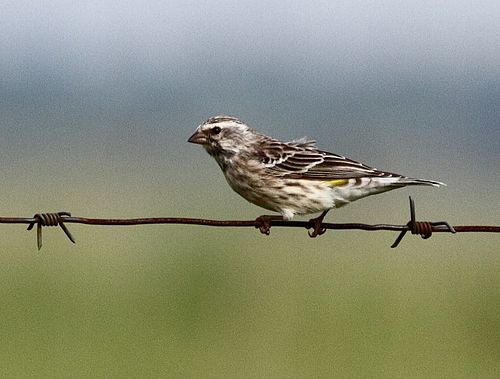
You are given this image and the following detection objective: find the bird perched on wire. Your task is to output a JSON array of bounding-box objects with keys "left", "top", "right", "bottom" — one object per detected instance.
[{"left": 188, "top": 115, "right": 444, "bottom": 237}]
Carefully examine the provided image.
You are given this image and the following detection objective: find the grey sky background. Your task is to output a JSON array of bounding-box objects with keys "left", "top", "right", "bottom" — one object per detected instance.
[{"left": 2, "top": 1, "right": 499, "bottom": 79}]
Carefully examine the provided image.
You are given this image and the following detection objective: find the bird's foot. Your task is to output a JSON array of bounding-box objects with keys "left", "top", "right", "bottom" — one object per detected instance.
[
  {"left": 255, "top": 215, "right": 282, "bottom": 235},
  {"left": 307, "top": 211, "right": 329, "bottom": 238}
]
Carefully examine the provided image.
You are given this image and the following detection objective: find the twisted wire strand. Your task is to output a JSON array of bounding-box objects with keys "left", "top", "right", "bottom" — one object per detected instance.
[{"left": 0, "top": 197, "right": 494, "bottom": 250}]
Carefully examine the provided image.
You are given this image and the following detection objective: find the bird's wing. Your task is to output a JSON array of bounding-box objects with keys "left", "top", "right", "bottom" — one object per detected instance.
[
  {"left": 286, "top": 137, "right": 317, "bottom": 148},
  {"left": 259, "top": 141, "right": 400, "bottom": 180}
]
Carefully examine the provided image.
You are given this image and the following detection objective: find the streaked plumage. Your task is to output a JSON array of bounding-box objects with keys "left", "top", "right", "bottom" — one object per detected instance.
[{"left": 188, "top": 115, "right": 443, "bottom": 225}]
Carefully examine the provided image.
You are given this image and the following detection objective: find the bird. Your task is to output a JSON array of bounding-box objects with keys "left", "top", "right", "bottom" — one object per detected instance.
[{"left": 188, "top": 115, "right": 444, "bottom": 237}]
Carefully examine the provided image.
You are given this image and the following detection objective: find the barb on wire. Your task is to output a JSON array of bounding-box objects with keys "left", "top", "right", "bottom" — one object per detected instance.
[
  {"left": 27, "top": 212, "right": 76, "bottom": 250},
  {"left": 0, "top": 197, "right": 498, "bottom": 250},
  {"left": 390, "top": 197, "right": 456, "bottom": 248}
]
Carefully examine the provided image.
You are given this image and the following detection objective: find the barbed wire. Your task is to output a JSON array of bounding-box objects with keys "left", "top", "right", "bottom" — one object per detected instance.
[{"left": 0, "top": 197, "right": 498, "bottom": 250}]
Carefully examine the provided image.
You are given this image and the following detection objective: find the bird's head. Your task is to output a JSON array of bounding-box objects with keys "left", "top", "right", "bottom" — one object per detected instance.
[{"left": 188, "top": 115, "right": 256, "bottom": 160}]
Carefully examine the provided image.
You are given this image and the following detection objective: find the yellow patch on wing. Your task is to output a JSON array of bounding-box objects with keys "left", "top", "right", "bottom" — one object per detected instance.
[{"left": 327, "top": 179, "right": 349, "bottom": 187}]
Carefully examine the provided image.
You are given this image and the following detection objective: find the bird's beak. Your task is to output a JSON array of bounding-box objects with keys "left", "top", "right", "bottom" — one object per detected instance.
[{"left": 187, "top": 131, "right": 208, "bottom": 145}]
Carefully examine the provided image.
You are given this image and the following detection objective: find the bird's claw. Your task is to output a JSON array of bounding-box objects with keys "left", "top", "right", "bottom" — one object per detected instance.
[
  {"left": 308, "top": 226, "right": 327, "bottom": 238},
  {"left": 255, "top": 215, "right": 272, "bottom": 235},
  {"left": 307, "top": 217, "right": 327, "bottom": 238}
]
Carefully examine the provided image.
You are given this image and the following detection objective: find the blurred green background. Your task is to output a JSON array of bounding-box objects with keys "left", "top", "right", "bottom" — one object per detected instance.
[{"left": 1, "top": 1, "right": 499, "bottom": 377}]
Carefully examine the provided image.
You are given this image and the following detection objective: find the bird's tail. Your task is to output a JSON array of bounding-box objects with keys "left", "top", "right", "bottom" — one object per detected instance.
[{"left": 396, "top": 177, "right": 445, "bottom": 187}]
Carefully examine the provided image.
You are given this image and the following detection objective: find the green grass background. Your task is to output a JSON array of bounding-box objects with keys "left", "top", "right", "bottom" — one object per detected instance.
[{"left": 0, "top": 157, "right": 498, "bottom": 378}]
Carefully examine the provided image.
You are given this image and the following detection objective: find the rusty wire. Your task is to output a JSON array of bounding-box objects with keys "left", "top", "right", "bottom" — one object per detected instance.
[{"left": 0, "top": 197, "right": 498, "bottom": 250}]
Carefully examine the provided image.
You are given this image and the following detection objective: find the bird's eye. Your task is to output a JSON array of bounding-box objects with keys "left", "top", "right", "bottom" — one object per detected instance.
[{"left": 211, "top": 126, "right": 221, "bottom": 135}]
